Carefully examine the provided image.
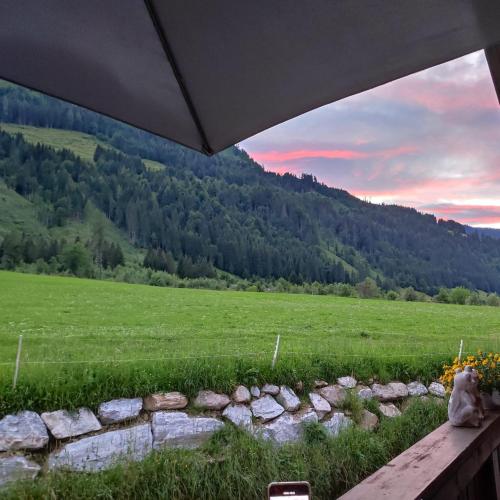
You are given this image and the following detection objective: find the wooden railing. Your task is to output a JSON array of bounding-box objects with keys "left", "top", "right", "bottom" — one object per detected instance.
[{"left": 338, "top": 410, "right": 500, "bottom": 500}]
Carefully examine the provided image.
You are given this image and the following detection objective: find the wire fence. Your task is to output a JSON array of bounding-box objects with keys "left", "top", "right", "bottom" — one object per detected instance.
[{"left": 1, "top": 333, "right": 499, "bottom": 372}]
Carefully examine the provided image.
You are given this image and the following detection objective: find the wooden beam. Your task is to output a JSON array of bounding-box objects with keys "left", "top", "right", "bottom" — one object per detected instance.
[
  {"left": 486, "top": 45, "right": 500, "bottom": 105},
  {"left": 338, "top": 411, "right": 500, "bottom": 500}
]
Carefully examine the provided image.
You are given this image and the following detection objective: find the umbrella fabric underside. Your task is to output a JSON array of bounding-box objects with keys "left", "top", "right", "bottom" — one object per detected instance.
[{"left": 1, "top": 1, "right": 500, "bottom": 155}]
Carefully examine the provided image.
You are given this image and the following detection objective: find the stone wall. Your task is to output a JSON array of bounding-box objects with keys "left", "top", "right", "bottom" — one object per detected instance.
[{"left": 0, "top": 378, "right": 446, "bottom": 488}]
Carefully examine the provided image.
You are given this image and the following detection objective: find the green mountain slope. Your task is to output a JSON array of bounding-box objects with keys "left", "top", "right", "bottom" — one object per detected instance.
[
  {"left": 0, "top": 123, "right": 114, "bottom": 162},
  {"left": 1, "top": 81, "right": 500, "bottom": 293},
  {"left": 0, "top": 180, "right": 47, "bottom": 238}
]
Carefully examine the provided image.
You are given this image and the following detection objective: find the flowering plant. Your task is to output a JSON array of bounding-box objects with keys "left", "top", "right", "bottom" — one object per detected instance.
[{"left": 440, "top": 351, "right": 500, "bottom": 394}]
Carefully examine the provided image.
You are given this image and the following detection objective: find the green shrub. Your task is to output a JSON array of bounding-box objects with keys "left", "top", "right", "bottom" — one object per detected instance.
[{"left": 449, "top": 287, "right": 470, "bottom": 305}]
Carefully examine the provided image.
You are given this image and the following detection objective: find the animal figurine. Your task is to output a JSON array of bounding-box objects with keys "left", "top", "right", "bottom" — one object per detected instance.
[{"left": 448, "top": 366, "right": 484, "bottom": 427}]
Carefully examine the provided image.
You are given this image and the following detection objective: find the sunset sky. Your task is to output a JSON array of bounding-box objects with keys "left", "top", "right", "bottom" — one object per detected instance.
[{"left": 241, "top": 50, "right": 500, "bottom": 228}]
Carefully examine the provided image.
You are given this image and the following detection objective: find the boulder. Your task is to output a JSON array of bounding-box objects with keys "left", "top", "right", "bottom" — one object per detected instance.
[
  {"left": 379, "top": 403, "right": 401, "bottom": 418},
  {"left": 232, "top": 385, "right": 251, "bottom": 404},
  {"left": 143, "top": 392, "right": 188, "bottom": 411},
  {"left": 319, "top": 385, "right": 347, "bottom": 406},
  {"left": 261, "top": 384, "right": 280, "bottom": 396},
  {"left": 193, "top": 390, "right": 230, "bottom": 411},
  {"left": 259, "top": 409, "right": 318, "bottom": 445},
  {"left": 0, "top": 456, "right": 41, "bottom": 488},
  {"left": 152, "top": 411, "right": 224, "bottom": 449},
  {"left": 250, "top": 395, "right": 284, "bottom": 422},
  {"left": 388, "top": 382, "right": 409, "bottom": 398},
  {"left": 360, "top": 409, "right": 378, "bottom": 431},
  {"left": 0, "top": 411, "right": 49, "bottom": 451},
  {"left": 250, "top": 386, "right": 261, "bottom": 398},
  {"left": 355, "top": 386, "right": 373, "bottom": 400},
  {"left": 275, "top": 386, "right": 300, "bottom": 412},
  {"left": 308, "top": 393, "right": 331, "bottom": 419},
  {"left": 428, "top": 382, "right": 446, "bottom": 398},
  {"left": 323, "top": 412, "right": 352, "bottom": 436},
  {"left": 337, "top": 376, "right": 357, "bottom": 388},
  {"left": 371, "top": 384, "right": 395, "bottom": 401},
  {"left": 372, "top": 383, "right": 407, "bottom": 402},
  {"left": 98, "top": 398, "right": 143, "bottom": 424},
  {"left": 407, "top": 381, "right": 428, "bottom": 397},
  {"left": 48, "top": 424, "right": 152, "bottom": 472},
  {"left": 222, "top": 404, "right": 253, "bottom": 429},
  {"left": 41, "top": 408, "right": 101, "bottom": 439}
]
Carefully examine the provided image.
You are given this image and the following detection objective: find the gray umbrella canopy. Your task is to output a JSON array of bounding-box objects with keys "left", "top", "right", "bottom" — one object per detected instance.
[{"left": 1, "top": 1, "right": 500, "bottom": 155}]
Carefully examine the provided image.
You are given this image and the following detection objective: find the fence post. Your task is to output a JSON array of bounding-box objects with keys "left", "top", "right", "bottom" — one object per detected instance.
[
  {"left": 13, "top": 335, "right": 23, "bottom": 389},
  {"left": 458, "top": 339, "right": 463, "bottom": 363},
  {"left": 271, "top": 334, "right": 281, "bottom": 369}
]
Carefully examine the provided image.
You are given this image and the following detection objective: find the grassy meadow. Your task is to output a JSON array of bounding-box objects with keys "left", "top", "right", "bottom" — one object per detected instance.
[
  {"left": 1, "top": 270, "right": 499, "bottom": 415},
  {"left": 0, "top": 122, "right": 166, "bottom": 172}
]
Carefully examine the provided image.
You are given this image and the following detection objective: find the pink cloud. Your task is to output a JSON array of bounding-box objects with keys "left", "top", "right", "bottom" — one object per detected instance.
[
  {"left": 252, "top": 146, "right": 416, "bottom": 164},
  {"left": 352, "top": 176, "right": 481, "bottom": 200},
  {"left": 379, "top": 74, "right": 497, "bottom": 114}
]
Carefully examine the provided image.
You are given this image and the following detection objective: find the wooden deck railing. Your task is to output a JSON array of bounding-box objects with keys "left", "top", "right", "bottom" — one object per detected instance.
[{"left": 338, "top": 410, "right": 500, "bottom": 500}]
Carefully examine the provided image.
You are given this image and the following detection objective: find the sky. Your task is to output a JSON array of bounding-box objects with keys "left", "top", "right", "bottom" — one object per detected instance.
[{"left": 241, "top": 51, "right": 500, "bottom": 228}]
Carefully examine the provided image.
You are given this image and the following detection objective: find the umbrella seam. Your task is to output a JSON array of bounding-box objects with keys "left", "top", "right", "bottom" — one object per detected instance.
[{"left": 143, "top": 0, "right": 214, "bottom": 156}]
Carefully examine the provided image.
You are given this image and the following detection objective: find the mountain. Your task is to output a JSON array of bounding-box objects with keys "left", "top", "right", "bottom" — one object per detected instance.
[{"left": 1, "top": 80, "right": 500, "bottom": 294}]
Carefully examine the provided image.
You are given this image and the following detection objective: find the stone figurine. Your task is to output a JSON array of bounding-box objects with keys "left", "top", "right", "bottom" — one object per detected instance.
[{"left": 448, "top": 366, "right": 484, "bottom": 427}]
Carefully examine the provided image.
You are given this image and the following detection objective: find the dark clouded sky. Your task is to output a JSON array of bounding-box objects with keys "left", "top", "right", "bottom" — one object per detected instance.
[{"left": 241, "top": 51, "right": 500, "bottom": 228}]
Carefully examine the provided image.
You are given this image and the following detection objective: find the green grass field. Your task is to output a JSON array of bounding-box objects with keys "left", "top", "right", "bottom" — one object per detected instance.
[
  {"left": 1, "top": 270, "right": 499, "bottom": 415},
  {"left": 0, "top": 123, "right": 114, "bottom": 162}
]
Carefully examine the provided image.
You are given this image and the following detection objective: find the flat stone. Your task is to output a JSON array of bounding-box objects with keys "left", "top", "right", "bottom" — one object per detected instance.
[
  {"left": 250, "top": 395, "right": 285, "bottom": 422},
  {"left": 372, "top": 383, "right": 407, "bottom": 402},
  {"left": 407, "top": 381, "right": 428, "bottom": 397},
  {"left": 259, "top": 409, "right": 318, "bottom": 445},
  {"left": 0, "top": 411, "right": 49, "bottom": 451},
  {"left": 222, "top": 404, "right": 253, "bottom": 429},
  {"left": 41, "top": 408, "right": 101, "bottom": 439},
  {"left": 98, "top": 398, "right": 143, "bottom": 424},
  {"left": 0, "top": 456, "right": 41, "bottom": 487},
  {"left": 428, "top": 382, "right": 446, "bottom": 398},
  {"left": 319, "top": 385, "right": 347, "bottom": 407},
  {"left": 360, "top": 409, "right": 378, "bottom": 431},
  {"left": 49, "top": 424, "right": 152, "bottom": 472},
  {"left": 388, "top": 382, "right": 409, "bottom": 398},
  {"left": 337, "top": 376, "right": 357, "bottom": 388},
  {"left": 314, "top": 380, "right": 329, "bottom": 388},
  {"left": 250, "top": 386, "right": 261, "bottom": 398},
  {"left": 143, "top": 392, "right": 188, "bottom": 411},
  {"left": 194, "top": 390, "right": 230, "bottom": 410},
  {"left": 261, "top": 384, "right": 280, "bottom": 396},
  {"left": 275, "top": 386, "right": 300, "bottom": 412},
  {"left": 323, "top": 412, "right": 352, "bottom": 436},
  {"left": 355, "top": 386, "right": 373, "bottom": 400},
  {"left": 232, "top": 385, "right": 251, "bottom": 404},
  {"left": 152, "top": 411, "right": 224, "bottom": 450},
  {"left": 379, "top": 403, "right": 401, "bottom": 418},
  {"left": 308, "top": 393, "right": 331, "bottom": 419}
]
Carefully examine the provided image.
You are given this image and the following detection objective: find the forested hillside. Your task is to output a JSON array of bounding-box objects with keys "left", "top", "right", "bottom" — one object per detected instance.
[{"left": 1, "top": 80, "right": 500, "bottom": 294}]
